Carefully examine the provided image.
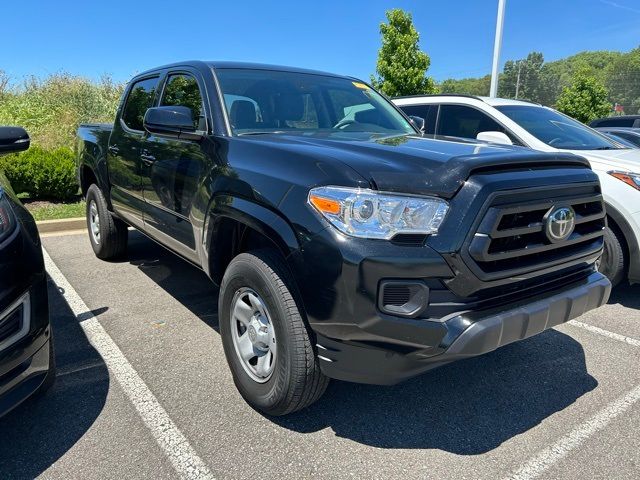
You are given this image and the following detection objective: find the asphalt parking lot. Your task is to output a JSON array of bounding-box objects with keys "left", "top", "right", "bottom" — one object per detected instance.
[{"left": 1, "top": 230, "right": 639, "bottom": 480}]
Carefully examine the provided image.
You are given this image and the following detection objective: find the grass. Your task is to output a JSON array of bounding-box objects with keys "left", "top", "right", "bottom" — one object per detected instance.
[{"left": 22, "top": 197, "right": 86, "bottom": 221}]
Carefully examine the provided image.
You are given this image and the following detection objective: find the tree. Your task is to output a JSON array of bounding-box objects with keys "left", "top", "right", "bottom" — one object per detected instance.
[
  {"left": 499, "top": 52, "right": 546, "bottom": 101},
  {"left": 556, "top": 71, "right": 611, "bottom": 123},
  {"left": 0, "top": 70, "right": 8, "bottom": 100},
  {"left": 439, "top": 75, "right": 491, "bottom": 96},
  {"left": 606, "top": 47, "right": 640, "bottom": 114},
  {"left": 371, "top": 9, "right": 436, "bottom": 97}
]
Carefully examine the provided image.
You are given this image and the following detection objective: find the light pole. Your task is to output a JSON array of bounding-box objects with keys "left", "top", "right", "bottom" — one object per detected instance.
[{"left": 489, "top": 0, "right": 506, "bottom": 98}]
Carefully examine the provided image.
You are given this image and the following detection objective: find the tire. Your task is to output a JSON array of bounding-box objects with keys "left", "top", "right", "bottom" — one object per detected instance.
[
  {"left": 219, "top": 249, "right": 328, "bottom": 416},
  {"left": 85, "top": 184, "right": 128, "bottom": 260},
  {"left": 598, "top": 226, "right": 626, "bottom": 287}
]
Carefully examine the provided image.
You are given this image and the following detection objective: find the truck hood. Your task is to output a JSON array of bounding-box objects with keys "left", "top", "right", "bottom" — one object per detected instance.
[
  {"left": 242, "top": 132, "right": 590, "bottom": 198},
  {"left": 567, "top": 148, "right": 640, "bottom": 173}
]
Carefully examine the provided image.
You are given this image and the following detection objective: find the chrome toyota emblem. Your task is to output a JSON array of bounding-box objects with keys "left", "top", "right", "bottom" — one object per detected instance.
[{"left": 545, "top": 206, "right": 575, "bottom": 243}]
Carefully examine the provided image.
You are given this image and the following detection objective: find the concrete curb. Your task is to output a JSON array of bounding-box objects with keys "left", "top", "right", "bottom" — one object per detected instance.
[{"left": 36, "top": 217, "right": 86, "bottom": 234}]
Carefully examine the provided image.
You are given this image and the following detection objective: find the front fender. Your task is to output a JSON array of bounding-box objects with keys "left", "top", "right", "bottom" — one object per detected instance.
[{"left": 202, "top": 195, "right": 300, "bottom": 280}]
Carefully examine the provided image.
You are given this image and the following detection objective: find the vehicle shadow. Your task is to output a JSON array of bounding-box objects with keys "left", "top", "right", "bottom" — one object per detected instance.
[
  {"left": 125, "top": 231, "right": 219, "bottom": 331},
  {"left": 0, "top": 278, "right": 109, "bottom": 479},
  {"left": 274, "top": 330, "right": 596, "bottom": 454},
  {"left": 608, "top": 282, "right": 640, "bottom": 309},
  {"left": 124, "top": 232, "right": 598, "bottom": 455}
]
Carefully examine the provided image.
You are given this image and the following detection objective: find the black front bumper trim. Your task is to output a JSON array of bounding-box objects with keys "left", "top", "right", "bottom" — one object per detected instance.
[{"left": 317, "top": 272, "right": 611, "bottom": 385}]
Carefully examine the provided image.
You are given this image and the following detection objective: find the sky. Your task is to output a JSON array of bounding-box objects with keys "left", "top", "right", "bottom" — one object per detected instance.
[{"left": 1, "top": 0, "right": 639, "bottom": 85}]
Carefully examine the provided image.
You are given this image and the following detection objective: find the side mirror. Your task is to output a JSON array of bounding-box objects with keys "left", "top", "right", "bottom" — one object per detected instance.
[
  {"left": 476, "top": 131, "right": 513, "bottom": 146},
  {"left": 0, "top": 127, "right": 30, "bottom": 155},
  {"left": 143, "top": 106, "right": 202, "bottom": 140},
  {"left": 409, "top": 115, "right": 426, "bottom": 133}
]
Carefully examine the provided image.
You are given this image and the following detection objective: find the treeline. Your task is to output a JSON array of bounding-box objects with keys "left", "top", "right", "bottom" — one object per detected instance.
[
  {"left": 439, "top": 47, "right": 640, "bottom": 113},
  {"left": 0, "top": 71, "right": 123, "bottom": 149},
  {"left": 0, "top": 72, "right": 124, "bottom": 200}
]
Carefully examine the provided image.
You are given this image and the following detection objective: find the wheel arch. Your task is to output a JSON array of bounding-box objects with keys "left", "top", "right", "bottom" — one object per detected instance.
[
  {"left": 605, "top": 201, "right": 640, "bottom": 283},
  {"left": 203, "top": 195, "right": 301, "bottom": 286}
]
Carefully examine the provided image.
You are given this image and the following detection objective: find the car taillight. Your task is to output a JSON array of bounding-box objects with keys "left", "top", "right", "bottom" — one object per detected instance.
[{"left": 0, "top": 194, "right": 17, "bottom": 243}]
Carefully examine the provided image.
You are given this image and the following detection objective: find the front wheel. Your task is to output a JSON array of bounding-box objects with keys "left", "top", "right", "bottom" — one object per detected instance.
[
  {"left": 85, "top": 184, "right": 128, "bottom": 260},
  {"left": 597, "top": 227, "right": 626, "bottom": 287},
  {"left": 219, "top": 250, "right": 328, "bottom": 416}
]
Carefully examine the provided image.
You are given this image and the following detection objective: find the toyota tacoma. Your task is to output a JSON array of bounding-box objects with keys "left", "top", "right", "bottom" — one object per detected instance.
[{"left": 76, "top": 61, "right": 610, "bottom": 415}]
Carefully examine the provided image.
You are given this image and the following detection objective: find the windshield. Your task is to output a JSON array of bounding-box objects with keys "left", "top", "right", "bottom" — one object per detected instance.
[
  {"left": 215, "top": 69, "right": 415, "bottom": 136},
  {"left": 495, "top": 105, "right": 621, "bottom": 150}
]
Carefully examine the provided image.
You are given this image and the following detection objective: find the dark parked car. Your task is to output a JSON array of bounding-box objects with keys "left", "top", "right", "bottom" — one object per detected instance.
[
  {"left": 77, "top": 62, "right": 610, "bottom": 415},
  {"left": 590, "top": 115, "right": 640, "bottom": 129},
  {"left": 594, "top": 127, "right": 640, "bottom": 148},
  {"left": 0, "top": 127, "right": 55, "bottom": 418}
]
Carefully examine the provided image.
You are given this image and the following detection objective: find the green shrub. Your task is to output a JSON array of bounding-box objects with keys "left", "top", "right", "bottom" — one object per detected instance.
[{"left": 0, "top": 146, "right": 78, "bottom": 200}]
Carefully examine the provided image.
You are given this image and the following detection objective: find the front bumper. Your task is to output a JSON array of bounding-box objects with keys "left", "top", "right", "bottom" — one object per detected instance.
[
  {"left": 316, "top": 272, "right": 610, "bottom": 385},
  {"left": 0, "top": 336, "right": 50, "bottom": 418}
]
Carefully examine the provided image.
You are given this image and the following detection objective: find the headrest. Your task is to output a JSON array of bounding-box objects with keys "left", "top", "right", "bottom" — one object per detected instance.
[
  {"left": 273, "top": 92, "right": 304, "bottom": 121},
  {"left": 230, "top": 100, "right": 257, "bottom": 129}
]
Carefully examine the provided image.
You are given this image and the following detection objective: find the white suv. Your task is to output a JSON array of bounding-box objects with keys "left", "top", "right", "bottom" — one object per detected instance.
[{"left": 394, "top": 95, "right": 640, "bottom": 286}]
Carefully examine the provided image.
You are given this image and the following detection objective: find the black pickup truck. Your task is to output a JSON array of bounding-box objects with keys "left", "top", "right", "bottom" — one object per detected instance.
[{"left": 77, "top": 61, "right": 611, "bottom": 415}]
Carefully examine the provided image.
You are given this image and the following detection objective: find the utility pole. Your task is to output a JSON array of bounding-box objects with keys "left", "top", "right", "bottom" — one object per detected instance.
[
  {"left": 514, "top": 60, "right": 522, "bottom": 99},
  {"left": 489, "top": 0, "right": 506, "bottom": 98}
]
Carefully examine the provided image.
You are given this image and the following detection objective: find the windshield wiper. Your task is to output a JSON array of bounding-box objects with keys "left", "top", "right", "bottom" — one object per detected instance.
[
  {"left": 593, "top": 146, "right": 619, "bottom": 150},
  {"left": 237, "top": 131, "right": 288, "bottom": 136}
]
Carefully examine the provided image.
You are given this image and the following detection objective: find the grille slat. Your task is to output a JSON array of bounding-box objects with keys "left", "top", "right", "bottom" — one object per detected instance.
[{"left": 468, "top": 187, "right": 605, "bottom": 277}]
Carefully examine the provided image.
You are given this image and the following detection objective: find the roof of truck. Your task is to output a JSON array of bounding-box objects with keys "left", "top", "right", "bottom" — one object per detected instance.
[{"left": 134, "top": 60, "right": 353, "bottom": 80}]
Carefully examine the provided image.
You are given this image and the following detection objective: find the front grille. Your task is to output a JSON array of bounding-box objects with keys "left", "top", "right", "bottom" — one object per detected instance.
[{"left": 467, "top": 184, "right": 605, "bottom": 278}]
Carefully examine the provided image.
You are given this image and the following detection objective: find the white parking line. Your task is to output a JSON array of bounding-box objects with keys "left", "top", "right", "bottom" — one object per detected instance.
[
  {"left": 567, "top": 320, "right": 640, "bottom": 348},
  {"left": 505, "top": 318, "right": 640, "bottom": 480},
  {"left": 43, "top": 248, "right": 215, "bottom": 480},
  {"left": 503, "top": 383, "right": 640, "bottom": 480}
]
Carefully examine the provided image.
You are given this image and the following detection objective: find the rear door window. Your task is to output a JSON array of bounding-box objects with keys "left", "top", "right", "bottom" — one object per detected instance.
[{"left": 121, "top": 77, "right": 160, "bottom": 132}]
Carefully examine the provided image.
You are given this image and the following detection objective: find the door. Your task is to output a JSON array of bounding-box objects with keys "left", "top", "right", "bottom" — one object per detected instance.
[
  {"left": 107, "top": 75, "right": 160, "bottom": 228},
  {"left": 140, "top": 72, "right": 208, "bottom": 260}
]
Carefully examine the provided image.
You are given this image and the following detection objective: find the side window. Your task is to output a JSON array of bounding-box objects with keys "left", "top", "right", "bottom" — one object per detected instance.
[
  {"left": 160, "top": 74, "right": 205, "bottom": 130},
  {"left": 437, "top": 104, "right": 507, "bottom": 140},
  {"left": 399, "top": 104, "right": 437, "bottom": 135},
  {"left": 596, "top": 118, "right": 634, "bottom": 128},
  {"left": 122, "top": 77, "right": 159, "bottom": 131},
  {"left": 615, "top": 131, "right": 640, "bottom": 146}
]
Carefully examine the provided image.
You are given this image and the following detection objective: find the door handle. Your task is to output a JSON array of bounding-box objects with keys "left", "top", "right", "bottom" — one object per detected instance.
[
  {"left": 140, "top": 152, "right": 156, "bottom": 166},
  {"left": 107, "top": 145, "right": 119, "bottom": 155}
]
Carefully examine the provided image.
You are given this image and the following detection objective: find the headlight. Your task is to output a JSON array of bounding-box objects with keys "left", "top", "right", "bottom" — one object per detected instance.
[
  {"left": 609, "top": 171, "right": 640, "bottom": 191},
  {"left": 0, "top": 193, "right": 17, "bottom": 244},
  {"left": 308, "top": 186, "right": 449, "bottom": 239}
]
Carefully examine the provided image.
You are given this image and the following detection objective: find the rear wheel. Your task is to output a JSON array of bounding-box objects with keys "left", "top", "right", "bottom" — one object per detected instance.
[
  {"left": 597, "top": 226, "right": 626, "bottom": 287},
  {"left": 85, "top": 184, "right": 128, "bottom": 260},
  {"left": 219, "top": 249, "right": 328, "bottom": 416}
]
